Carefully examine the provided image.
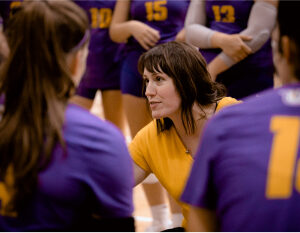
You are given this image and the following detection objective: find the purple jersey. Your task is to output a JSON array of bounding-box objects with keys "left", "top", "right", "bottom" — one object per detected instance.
[
  {"left": 201, "top": 0, "right": 273, "bottom": 99},
  {"left": 74, "top": 0, "right": 122, "bottom": 90},
  {"left": 126, "top": 0, "right": 189, "bottom": 52},
  {"left": 0, "top": 104, "right": 134, "bottom": 231},
  {"left": 121, "top": 0, "right": 189, "bottom": 97},
  {"left": 182, "top": 84, "right": 300, "bottom": 231}
]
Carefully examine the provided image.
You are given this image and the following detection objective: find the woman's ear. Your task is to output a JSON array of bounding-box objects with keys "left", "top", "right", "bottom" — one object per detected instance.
[
  {"left": 67, "top": 46, "right": 88, "bottom": 85},
  {"left": 277, "top": 35, "right": 299, "bottom": 84},
  {"left": 68, "top": 52, "right": 78, "bottom": 77}
]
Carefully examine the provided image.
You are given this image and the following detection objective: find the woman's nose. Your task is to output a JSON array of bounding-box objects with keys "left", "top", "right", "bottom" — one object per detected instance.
[{"left": 145, "top": 81, "right": 156, "bottom": 97}]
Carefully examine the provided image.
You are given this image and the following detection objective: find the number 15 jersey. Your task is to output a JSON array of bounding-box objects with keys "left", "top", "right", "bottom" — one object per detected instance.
[{"left": 126, "top": 0, "right": 189, "bottom": 52}]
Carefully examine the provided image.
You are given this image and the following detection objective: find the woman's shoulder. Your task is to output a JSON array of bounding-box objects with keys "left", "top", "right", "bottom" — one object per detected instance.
[
  {"left": 64, "top": 103, "right": 125, "bottom": 145},
  {"left": 65, "top": 104, "right": 108, "bottom": 129},
  {"left": 216, "top": 97, "right": 242, "bottom": 112},
  {"left": 134, "top": 120, "right": 158, "bottom": 140},
  {"left": 131, "top": 119, "right": 175, "bottom": 151}
]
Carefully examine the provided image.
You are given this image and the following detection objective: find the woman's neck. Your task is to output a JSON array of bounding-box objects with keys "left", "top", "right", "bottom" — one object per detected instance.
[{"left": 170, "top": 103, "right": 216, "bottom": 156}]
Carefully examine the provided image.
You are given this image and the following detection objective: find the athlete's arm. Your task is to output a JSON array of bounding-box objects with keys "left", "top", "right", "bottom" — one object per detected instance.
[
  {"left": 109, "top": 0, "right": 160, "bottom": 50},
  {"left": 216, "top": 0, "right": 278, "bottom": 66},
  {"left": 175, "top": 28, "right": 186, "bottom": 42},
  {"left": 109, "top": 0, "right": 133, "bottom": 43},
  {"left": 185, "top": 0, "right": 252, "bottom": 57},
  {"left": 187, "top": 0, "right": 277, "bottom": 80},
  {"left": 133, "top": 162, "right": 150, "bottom": 186},
  {"left": 186, "top": 0, "right": 277, "bottom": 67}
]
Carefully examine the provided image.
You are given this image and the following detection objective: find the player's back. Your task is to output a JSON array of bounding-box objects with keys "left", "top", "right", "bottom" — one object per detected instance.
[
  {"left": 206, "top": 84, "right": 300, "bottom": 231},
  {"left": 0, "top": 104, "right": 134, "bottom": 231}
]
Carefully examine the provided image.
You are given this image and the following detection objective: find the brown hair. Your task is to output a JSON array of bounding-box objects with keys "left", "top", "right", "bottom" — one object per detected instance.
[
  {"left": 138, "top": 41, "right": 226, "bottom": 134},
  {"left": 0, "top": 0, "right": 89, "bottom": 212}
]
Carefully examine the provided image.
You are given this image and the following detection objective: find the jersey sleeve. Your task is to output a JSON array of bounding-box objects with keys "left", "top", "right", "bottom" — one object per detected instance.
[
  {"left": 76, "top": 122, "right": 134, "bottom": 218},
  {"left": 181, "top": 116, "right": 223, "bottom": 210},
  {"left": 129, "top": 125, "right": 152, "bottom": 174},
  {"left": 216, "top": 97, "right": 241, "bottom": 112}
]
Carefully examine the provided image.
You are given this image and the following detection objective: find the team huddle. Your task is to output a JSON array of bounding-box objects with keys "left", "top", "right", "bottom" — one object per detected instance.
[{"left": 0, "top": 0, "right": 299, "bottom": 232}]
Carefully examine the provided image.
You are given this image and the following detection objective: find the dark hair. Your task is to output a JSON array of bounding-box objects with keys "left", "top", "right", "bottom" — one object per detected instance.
[
  {"left": 0, "top": 0, "right": 89, "bottom": 212},
  {"left": 138, "top": 41, "right": 226, "bottom": 135},
  {"left": 278, "top": 0, "right": 300, "bottom": 80}
]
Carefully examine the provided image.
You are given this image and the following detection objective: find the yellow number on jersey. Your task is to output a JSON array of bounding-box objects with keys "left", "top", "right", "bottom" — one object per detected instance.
[
  {"left": 0, "top": 168, "right": 17, "bottom": 217},
  {"left": 9, "top": 1, "right": 22, "bottom": 17},
  {"left": 266, "top": 116, "right": 300, "bottom": 198},
  {"left": 10, "top": 1, "right": 21, "bottom": 9},
  {"left": 0, "top": 182, "right": 16, "bottom": 217},
  {"left": 99, "top": 8, "right": 112, "bottom": 28},
  {"left": 89, "top": 8, "right": 112, "bottom": 29},
  {"left": 145, "top": 0, "right": 168, "bottom": 22},
  {"left": 212, "top": 5, "right": 235, "bottom": 23}
]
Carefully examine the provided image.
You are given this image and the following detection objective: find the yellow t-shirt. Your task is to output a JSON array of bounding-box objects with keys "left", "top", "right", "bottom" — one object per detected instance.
[{"left": 129, "top": 97, "right": 239, "bottom": 227}]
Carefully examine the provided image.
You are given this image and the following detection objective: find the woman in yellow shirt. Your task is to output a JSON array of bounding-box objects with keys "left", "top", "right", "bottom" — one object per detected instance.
[{"left": 130, "top": 41, "right": 240, "bottom": 230}]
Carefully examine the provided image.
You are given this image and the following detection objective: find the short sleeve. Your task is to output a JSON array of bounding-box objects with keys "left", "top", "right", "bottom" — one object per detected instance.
[
  {"left": 129, "top": 124, "right": 154, "bottom": 174},
  {"left": 64, "top": 109, "right": 135, "bottom": 219},
  {"left": 216, "top": 97, "right": 241, "bottom": 112},
  {"left": 82, "top": 124, "right": 134, "bottom": 218},
  {"left": 181, "top": 117, "right": 222, "bottom": 210}
]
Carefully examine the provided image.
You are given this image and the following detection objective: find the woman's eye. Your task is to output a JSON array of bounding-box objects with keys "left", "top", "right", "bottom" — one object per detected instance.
[
  {"left": 144, "top": 78, "right": 149, "bottom": 85},
  {"left": 156, "top": 76, "right": 162, "bottom": 82}
]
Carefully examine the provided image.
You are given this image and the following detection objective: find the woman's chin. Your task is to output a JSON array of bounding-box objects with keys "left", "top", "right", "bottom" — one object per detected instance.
[{"left": 151, "top": 113, "right": 163, "bottom": 119}]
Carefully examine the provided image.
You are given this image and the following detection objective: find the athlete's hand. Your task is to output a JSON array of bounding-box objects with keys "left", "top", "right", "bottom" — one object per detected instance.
[
  {"left": 214, "top": 32, "right": 253, "bottom": 62},
  {"left": 130, "top": 21, "right": 160, "bottom": 50},
  {"left": 175, "top": 28, "right": 185, "bottom": 42}
]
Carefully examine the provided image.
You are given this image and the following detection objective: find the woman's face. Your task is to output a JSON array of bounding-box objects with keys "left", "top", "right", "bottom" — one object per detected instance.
[{"left": 143, "top": 68, "right": 181, "bottom": 119}]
